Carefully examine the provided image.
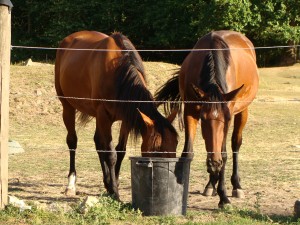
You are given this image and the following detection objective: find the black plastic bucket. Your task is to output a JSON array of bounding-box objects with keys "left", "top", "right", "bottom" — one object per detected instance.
[{"left": 129, "top": 157, "right": 192, "bottom": 216}]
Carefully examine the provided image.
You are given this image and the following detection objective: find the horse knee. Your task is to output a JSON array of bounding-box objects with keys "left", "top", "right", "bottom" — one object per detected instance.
[{"left": 108, "top": 152, "right": 117, "bottom": 166}]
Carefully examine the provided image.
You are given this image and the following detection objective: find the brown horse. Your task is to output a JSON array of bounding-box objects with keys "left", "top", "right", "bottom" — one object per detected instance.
[
  {"left": 55, "top": 31, "right": 178, "bottom": 200},
  {"left": 155, "top": 30, "right": 259, "bottom": 207}
]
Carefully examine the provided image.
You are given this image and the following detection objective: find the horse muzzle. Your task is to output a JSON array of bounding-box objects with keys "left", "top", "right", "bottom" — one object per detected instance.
[{"left": 206, "top": 158, "right": 223, "bottom": 174}]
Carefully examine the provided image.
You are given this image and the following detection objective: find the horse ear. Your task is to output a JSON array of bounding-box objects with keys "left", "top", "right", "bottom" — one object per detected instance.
[
  {"left": 192, "top": 84, "right": 205, "bottom": 100},
  {"left": 223, "top": 84, "right": 244, "bottom": 102},
  {"left": 167, "top": 109, "right": 177, "bottom": 123},
  {"left": 137, "top": 109, "right": 154, "bottom": 127}
]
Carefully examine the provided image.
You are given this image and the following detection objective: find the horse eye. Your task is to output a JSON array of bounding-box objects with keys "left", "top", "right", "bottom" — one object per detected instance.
[{"left": 224, "top": 109, "right": 231, "bottom": 121}]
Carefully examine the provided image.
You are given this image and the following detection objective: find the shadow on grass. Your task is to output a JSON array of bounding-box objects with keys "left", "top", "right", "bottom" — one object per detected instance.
[
  {"left": 7, "top": 178, "right": 124, "bottom": 205},
  {"left": 237, "top": 209, "right": 299, "bottom": 224}
]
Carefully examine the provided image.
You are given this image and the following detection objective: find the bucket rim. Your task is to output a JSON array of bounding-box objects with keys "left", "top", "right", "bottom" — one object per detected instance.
[{"left": 129, "top": 156, "right": 192, "bottom": 162}]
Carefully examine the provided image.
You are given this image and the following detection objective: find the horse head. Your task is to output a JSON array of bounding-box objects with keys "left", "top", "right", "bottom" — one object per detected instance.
[
  {"left": 138, "top": 109, "right": 178, "bottom": 158},
  {"left": 192, "top": 84, "right": 244, "bottom": 174}
]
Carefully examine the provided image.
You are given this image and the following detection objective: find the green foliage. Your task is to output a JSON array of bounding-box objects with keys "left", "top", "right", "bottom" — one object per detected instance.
[
  {"left": 0, "top": 200, "right": 298, "bottom": 225},
  {"left": 10, "top": 0, "right": 300, "bottom": 66},
  {"left": 71, "top": 195, "right": 142, "bottom": 224},
  {"left": 0, "top": 196, "right": 142, "bottom": 224}
]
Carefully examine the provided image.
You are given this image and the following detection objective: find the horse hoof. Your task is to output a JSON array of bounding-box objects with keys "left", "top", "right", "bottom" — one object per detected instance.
[
  {"left": 219, "top": 203, "right": 233, "bottom": 210},
  {"left": 109, "top": 193, "right": 120, "bottom": 202},
  {"left": 65, "top": 188, "right": 76, "bottom": 196},
  {"left": 294, "top": 200, "right": 300, "bottom": 218},
  {"left": 232, "top": 189, "right": 245, "bottom": 198},
  {"left": 203, "top": 187, "right": 217, "bottom": 196}
]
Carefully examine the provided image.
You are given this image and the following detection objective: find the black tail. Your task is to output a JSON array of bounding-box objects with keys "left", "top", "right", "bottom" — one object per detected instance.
[{"left": 154, "top": 72, "right": 182, "bottom": 116}]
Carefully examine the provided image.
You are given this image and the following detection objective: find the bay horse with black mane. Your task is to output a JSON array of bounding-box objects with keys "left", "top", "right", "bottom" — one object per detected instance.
[
  {"left": 55, "top": 31, "right": 178, "bottom": 200},
  {"left": 155, "top": 30, "right": 259, "bottom": 207}
]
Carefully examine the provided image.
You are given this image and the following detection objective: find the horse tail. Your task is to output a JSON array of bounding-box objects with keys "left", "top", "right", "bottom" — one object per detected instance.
[
  {"left": 77, "top": 112, "right": 93, "bottom": 127},
  {"left": 154, "top": 72, "right": 182, "bottom": 116}
]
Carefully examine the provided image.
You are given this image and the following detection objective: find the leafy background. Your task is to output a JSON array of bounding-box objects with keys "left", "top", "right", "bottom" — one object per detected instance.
[{"left": 11, "top": 0, "right": 300, "bottom": 66}]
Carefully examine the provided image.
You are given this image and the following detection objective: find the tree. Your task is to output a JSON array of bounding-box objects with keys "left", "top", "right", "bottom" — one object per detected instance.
[{"left": 11, "top": 0, "right": 300, "bottom": 66}]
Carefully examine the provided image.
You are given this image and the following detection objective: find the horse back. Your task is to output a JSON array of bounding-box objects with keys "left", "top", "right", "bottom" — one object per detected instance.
[
  {"left": 180, "top": 30, "right": 259, "bottom": 112},
  {"left": 220, "top": 31, "right": 259, "bottom": 112},
  {"left": 55, "top": 31, "right": 121, "bottom": 116}
]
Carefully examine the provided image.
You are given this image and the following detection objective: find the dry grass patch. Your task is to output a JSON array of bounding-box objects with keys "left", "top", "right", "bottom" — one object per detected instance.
[{"left": 8, "top": 62, "right": 300, "bottom": 219}]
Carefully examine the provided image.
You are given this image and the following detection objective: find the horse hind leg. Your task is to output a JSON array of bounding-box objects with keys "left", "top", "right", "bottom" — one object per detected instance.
[
  {"left": 217, "top": 153, "right": 231, "bottom": 207},
  {"left": 231, "top": 109, "right": 248, "bottom": 198},
  {"left": 62, "top": 102, "right": 78, "bottom": 196},
  {"left": 115, "top": 122, "right": 129, "bottom": 187},
  {"left": 94, "top": 128, "right": 110, "bottom": 191},
  {"left": 94, "top": 113, "right": 119, "bottom": 200}
]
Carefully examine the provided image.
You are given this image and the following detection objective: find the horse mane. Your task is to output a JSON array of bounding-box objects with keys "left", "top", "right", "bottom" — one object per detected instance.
[
  {"left": 111, "top": 33, "right": 177, "bottom": 139},
  {"left": 200, "top": 33, "right": 230, "bottom": 109},
  {"left": 111, "top": 32, "right": 146, "bottom": 81}
]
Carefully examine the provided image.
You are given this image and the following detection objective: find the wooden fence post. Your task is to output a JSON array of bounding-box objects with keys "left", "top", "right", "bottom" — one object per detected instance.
[{"left": 0, "top": 0, "right": 13, "bottom": 209}]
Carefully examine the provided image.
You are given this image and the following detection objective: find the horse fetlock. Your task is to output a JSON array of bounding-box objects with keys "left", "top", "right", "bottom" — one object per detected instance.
[
  {"left": 107, "top": 185, "right": 120, "bottom": 201},
  {"left": 232, "top": 189, "right": 245, "bottom": 198},
  {"left": 103, "top": 177, "right": 110, "bottom": 190},
  {"left": 231, "top": 174, "right": 241, "bottom": 184},
  {"left": 103, "top": 177, "right": 119, "bottom": 196}
]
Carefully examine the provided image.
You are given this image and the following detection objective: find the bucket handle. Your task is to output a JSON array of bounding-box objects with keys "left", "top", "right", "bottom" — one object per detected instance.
[{"left": 136, "top": 161, "right": 153, "bottom": 168}]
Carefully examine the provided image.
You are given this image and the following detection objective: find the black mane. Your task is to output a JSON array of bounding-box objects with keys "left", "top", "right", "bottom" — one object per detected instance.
[
  {"left": 111, "top": 33, "right": 177, "bottom": 139},
  {"left": 200, "top": 33, "right": 230, "bottom": 109}
]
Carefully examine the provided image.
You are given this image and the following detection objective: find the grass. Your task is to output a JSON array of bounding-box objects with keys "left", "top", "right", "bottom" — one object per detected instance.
[
  {"left": 0, "top": 200, "right": 299, "bottom": 225},
  {"left": 2, "top": 62, "right": 300, "bottom": 224}
]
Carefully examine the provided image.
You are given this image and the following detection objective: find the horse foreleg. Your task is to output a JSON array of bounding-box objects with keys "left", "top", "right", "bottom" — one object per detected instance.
[
  {"left": 181, "top": 106, "right": 199, "bottom": 158},
  {"left": 217, "top": 151, "right": 231, "bottom": 207},
  {"left": 203, "top": 137, "right": 228, "bottom": 197},
  {"left": 231, "top": 109, "right": 248, "bottom": 198},
  {"left": 115, "top": 122, "right": 129, "bottom": 187},
  {"left": 62, "top": 103, "right": 77, "bottom": 196}
]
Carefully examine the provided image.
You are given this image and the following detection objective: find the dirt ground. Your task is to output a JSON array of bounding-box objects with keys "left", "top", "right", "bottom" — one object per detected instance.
[
  {"left": 7, "top": 62, "right": 300, "bottom": 217},
  {"left": 8, "top": 157, "right": 299, "bottom": 217}
]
